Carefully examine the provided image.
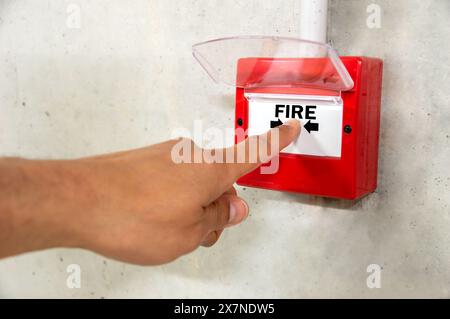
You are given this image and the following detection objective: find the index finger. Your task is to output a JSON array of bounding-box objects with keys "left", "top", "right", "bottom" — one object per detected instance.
[{"left": 220, "top": 119, "right": 301, "bottom": 187}]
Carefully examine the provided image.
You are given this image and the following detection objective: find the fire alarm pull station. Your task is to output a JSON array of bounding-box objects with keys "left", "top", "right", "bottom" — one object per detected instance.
[{"left": 193, "top": 36, "right": 383, "bottom": 199}]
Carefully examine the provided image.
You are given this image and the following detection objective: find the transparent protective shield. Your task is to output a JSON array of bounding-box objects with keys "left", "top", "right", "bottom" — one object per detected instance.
[{"left": 193, "top": 36, "right": 354, "bottom": 92}]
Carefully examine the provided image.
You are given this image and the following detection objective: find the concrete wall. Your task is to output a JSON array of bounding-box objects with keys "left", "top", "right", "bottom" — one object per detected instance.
[{"left": 0, "top": 0, "right": 449, "bottom": 298}]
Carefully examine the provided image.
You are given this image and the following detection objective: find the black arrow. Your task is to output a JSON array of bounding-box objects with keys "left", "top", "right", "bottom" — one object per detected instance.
[
  {"left": 304, "top": 120, "right": 319, "bottom": 133},
  {"left": 270, "top": 119, "right": 283, "bottom": 128}
]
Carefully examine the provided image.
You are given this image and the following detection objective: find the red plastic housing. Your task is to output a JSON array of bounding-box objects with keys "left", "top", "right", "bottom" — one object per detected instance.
[{"left": 235, "top": 56, "right": 383, "bottom": 199}]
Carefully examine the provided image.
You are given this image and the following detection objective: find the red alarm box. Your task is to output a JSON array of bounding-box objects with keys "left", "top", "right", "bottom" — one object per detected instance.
[{"left": 193, "top": 36, "right": 383, "bottom": 199}]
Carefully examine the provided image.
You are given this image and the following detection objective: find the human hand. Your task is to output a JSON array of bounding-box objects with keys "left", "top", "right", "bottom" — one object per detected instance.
[{"left": 0, "top": 120, "right": 300, "bottom": 265}]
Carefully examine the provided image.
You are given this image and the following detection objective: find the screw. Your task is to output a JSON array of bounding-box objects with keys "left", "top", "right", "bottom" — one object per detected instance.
[
  {"left": 344, "top": 125, "right": 352, "bottom": 134},
  {"left": 237, "top": 118, "right": 243, "bottom": 126}
]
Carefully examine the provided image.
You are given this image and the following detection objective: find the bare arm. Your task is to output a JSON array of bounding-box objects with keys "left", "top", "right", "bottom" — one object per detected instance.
[
  {"left": 0, "top": 158, "right": 84, "bottom": 257},
  {"left": 0, "top": 120, "right": 300, "bottom": 265}
]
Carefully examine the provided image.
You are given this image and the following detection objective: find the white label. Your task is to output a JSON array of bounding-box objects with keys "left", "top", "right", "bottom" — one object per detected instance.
[{"left": 247, "top": 93, "right": 343, "bottom": 157}]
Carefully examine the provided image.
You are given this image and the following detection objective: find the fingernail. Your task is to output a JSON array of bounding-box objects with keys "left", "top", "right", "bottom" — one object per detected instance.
[
  {"left": 284, "top": 119, "right": 301, "bottom": 136},
  {"left": 228, "top": 198, "right": 249, "bottom": 226},
  {"left": 285, "top": 119, "right": 299, "bottom": 126}
]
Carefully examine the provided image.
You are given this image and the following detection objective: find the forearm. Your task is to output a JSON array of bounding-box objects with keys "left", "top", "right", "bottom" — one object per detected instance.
[{"left": 0, "top": 158, "right": 84, "bottom": 258}]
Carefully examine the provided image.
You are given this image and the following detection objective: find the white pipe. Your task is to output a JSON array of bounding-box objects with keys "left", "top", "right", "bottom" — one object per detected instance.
[{"left": 299, "top": 0, "right": 328, "bottom": 43}]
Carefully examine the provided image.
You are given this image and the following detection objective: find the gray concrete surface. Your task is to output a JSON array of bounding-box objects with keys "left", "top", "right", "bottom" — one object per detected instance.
[{"left": 0, "top": 0, "right": 449, "bottom": 298}]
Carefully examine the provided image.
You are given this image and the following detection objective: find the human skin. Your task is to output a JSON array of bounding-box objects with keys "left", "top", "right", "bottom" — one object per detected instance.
[{"left": 0, "top": 120, "right": 300, "bottom": 265}]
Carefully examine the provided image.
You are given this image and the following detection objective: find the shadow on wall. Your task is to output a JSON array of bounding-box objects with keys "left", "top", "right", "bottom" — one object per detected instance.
[{"left": 282, "top": 192, "right": 363, "bottom": 210}]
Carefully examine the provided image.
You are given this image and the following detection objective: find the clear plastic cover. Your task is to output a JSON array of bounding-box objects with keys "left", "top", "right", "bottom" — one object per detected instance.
[{"left": 193, "top": 36, "right": 354, "bottom": 92}]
